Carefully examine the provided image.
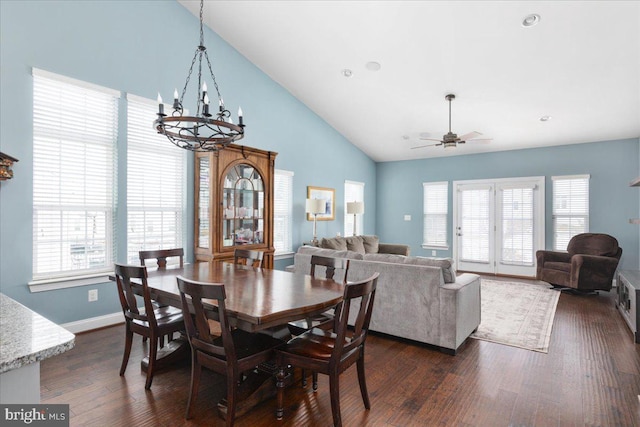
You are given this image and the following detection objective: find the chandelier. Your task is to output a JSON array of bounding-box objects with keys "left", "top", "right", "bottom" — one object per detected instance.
[{"left": 154, "top": 0, "right": 244, "bottom": 151}]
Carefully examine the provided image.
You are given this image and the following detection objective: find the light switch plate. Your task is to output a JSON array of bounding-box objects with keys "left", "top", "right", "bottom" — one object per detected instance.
[{"left": 404, "top": 215, "right": 411, "bottom": 221}]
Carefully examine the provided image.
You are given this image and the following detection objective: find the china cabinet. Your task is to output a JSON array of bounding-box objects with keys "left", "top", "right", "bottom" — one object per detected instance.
[{"left": 194, "top": 144, "right": 277, "bottom": 268}]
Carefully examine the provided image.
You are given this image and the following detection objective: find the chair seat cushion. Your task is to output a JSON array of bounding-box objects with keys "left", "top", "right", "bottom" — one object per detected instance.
[
  {"left": 544, "top": 261, "right": 571, "bottom": 273},
  {"left": 283, "top": 327, "right": 346, "bottom": 360}
]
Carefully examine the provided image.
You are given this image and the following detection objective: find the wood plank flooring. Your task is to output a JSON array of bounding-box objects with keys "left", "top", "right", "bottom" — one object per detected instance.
[{"left": 40, "top": 278, "right": 640, "bottom": 426}]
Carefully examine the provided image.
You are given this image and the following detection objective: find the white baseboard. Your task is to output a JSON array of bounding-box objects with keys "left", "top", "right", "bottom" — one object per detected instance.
[{"left": 61, "top": 311, "right": 123, "bottom": 334}]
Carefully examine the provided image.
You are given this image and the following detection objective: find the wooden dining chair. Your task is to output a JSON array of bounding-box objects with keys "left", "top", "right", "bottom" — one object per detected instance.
[
  {"left": 275, "top": 272, "right": 379, "bottom": 427},
  {"left": 139, "top": 248, "right": 184, "bottom": 269},
  {"left": 113, "top": 263, "right": 185, "bottom": 390},
  {"left": 176, "top": 276, "right": 283, "bottom": 426},
  {"left": 233, "top": 248, "right": 264, "bottom": 268},
  {"left": 288, "top": 255, "right": 350, "bottom": 335}
]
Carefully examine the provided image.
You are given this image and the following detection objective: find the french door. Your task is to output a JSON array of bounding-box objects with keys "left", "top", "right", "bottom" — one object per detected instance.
[{"left": 453, "top": 177, "right": 545, "bottom": 277}]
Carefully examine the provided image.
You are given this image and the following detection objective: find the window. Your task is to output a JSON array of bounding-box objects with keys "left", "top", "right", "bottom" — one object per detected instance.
[
  {"left": 32, "top": 69, "right": 119, "bottom": 280},
  {"left": 423, "top": 181, "right": 448, "bottom": 249},
  {"left": 274, "top": 169, "right": 294, "bottom": 255},
  {"left": 126, "top": 95, "right": 186, "bottom": 264},
  {"left": 552, "top": 175, "right": 589, "bottom": 250},
  {"left": 344, "top": 181, "right": 364, "bottom": 237}
]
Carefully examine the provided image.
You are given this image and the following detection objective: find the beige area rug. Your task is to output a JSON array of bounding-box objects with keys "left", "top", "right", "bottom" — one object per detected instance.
[{"left": 470, "top": 279, "right": 560, "bottom": 353}]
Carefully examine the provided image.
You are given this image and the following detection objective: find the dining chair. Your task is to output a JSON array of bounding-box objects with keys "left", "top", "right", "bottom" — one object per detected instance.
[
  {"left": 176, "top": 276, "right": 283, "bottom": 426},
  {"left": 288, "top": 255, "right": 350, "bottom": 335},
  {"left": 113, "top": 263, "right": 185, "bottom": 390},
  {"left": 139, "top": 248, "right": 184, "bottom": 269},
  {"left": 233, "top": 248, "right": 264, "bottom": 268},
  {"left": 275, "top": 272, "right": 379, "bottom": 427}
]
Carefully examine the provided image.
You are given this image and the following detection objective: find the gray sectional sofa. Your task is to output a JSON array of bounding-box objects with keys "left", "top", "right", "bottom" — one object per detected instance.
[{"left": 291, "top": 242, "right": 481, "bottom": 354}]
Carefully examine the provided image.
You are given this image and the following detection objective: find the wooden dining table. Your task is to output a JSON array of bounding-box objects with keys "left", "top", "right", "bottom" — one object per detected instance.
[{"left": 113, "top": 261, "right": 345, "bottom": 420}]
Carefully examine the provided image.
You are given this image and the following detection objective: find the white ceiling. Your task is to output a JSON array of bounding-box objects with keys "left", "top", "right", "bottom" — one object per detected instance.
[{"left": 178, "top": 1, "right": 640, "bottom": 162}]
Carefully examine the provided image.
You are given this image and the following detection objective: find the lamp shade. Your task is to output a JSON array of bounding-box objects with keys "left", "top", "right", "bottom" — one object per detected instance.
[
  {"left": 306, "top": 198, "right": 326, "bottom": 215},
  {"left": 347, "top": 201, "right": 365, "bottom": 215}
]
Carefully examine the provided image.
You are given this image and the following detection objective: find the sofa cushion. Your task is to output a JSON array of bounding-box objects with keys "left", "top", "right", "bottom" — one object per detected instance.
[
  {"left": 544, "top": 261, "right": 571, "bottom": 273},
  {"left": 321, "top": 236, "right": 347, "bottom": 251},
  {"left": 405, "top": 257, "right": 457, "bottom": 283},
  {"left": 361, "top": 235, "right": 380, "bottom": 254},
  {"left": 345, "top": 236, "right": 366, "bottom": 254},
  {"left": 363, "top": 253, "right": 407, "bottom": 264},
  {"left": 298, "top": 245, "right": 363, "bottom": 260}
]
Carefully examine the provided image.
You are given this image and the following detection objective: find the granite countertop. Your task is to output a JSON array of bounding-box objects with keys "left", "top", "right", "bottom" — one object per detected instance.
[{"left": 0, "top": 293, "right": 75, "bottom": 374}]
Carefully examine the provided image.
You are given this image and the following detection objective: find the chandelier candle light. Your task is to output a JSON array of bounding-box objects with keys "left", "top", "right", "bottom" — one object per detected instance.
[
  {"left": 306, "top": 198, "right": 326, "bottom": 246},
  {"left": 154, "top": 0, "right": 244, "bottom": 151},
  {"left": 347, "top": 201, "right": 364, "bottom": 236}
]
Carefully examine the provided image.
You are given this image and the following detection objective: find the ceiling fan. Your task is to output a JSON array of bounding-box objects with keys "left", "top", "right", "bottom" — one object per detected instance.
[{"left": 411, "top": 94, "right": 492, "bottom": 149}]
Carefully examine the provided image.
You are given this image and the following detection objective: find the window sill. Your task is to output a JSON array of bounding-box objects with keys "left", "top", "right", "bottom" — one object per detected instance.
[
  {"left": 421, "top": 244, "right": 450, "bottom": 251},
  {"left": 274, "top": 251, "right": 295, "bottom": 261},
  {"left": 28, "top": 272, "right": 113, "bottom": 293}
]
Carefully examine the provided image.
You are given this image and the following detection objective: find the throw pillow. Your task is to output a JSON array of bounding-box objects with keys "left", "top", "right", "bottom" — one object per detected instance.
[
  {"left": 345, "top": 236, "right": 366, "bottom": 254},
  {"left": 405, "top": 257, "right": 457, "bottom": 283},
  {"left": 321, "top": 237, "right": 347, "bottom": 251},
  {"left": 361, "top": 235, "right": 380, "bottom": 254}
]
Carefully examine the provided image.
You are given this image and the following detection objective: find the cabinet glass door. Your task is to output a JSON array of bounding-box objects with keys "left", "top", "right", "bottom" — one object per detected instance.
[{"left": 222, "top": 164, "right": 265, "bottom": 247}]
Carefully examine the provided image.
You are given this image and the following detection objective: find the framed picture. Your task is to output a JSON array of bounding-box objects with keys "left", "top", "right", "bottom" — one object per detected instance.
[{"left": 307, "top": 186, "right": 335, "bottom": 221}]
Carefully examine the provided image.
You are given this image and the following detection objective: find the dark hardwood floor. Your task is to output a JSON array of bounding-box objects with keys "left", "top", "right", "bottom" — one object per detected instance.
[{"left": 40, "top": 277, "right": 640, "bottom": 426}]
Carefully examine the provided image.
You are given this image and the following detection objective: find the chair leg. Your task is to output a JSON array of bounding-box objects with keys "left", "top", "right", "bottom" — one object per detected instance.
[
  {"left": 302, "top": 369, "right": 307, "bottom": 387},
  {"left": 275, "top": 366, "right": 286, "bottom": 420},
  {"left": 119, "top": 327, "right": 133, "bottom": 376},
  {"left": 356, "top": 356, "right": 370, "bottom": 409},
  {"left": 185, "top": 353, "right": 201, "bottom": 420},
  {"left": 226, "top": 373, "right": 238, "bottom": 427},
  {"left": 329, "top": 373, "right": 342, "bottom": 427},
  {"left": 144, "top": 335, "right": 158, "bottom": 390},
  {"left": 312, "top": 372, "right": 318, "bottom": 391}
]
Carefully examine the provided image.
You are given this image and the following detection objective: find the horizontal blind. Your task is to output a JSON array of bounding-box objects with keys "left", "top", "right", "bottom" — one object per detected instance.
[
  {"left": 500, "top": 186, "right": 534, "bottom": 265},
  {"left": 423, "top": 181, "right": 448, "bottom": 247},
  {"left": 32, "top": 69, "right": 119, "bottom": 279},
  {"left": 459, "top": 186, "right": 491, "bottom": 262},
  {"left": 344, "top": 181, "right": 364, "bottom": 237},
  {"left": 552, "top": 175, "right": 589, "bottom": 250},
  {"left": 127, "top": 95, "right": 186, "bottom": 264},
  {"left": 274, "top": 169, "right": 294, "bottom": 254}
]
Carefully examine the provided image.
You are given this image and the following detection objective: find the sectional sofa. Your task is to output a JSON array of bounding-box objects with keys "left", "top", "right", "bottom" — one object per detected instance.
[{"left": 291, "top": 236, "right": 481, "bottom": 354}]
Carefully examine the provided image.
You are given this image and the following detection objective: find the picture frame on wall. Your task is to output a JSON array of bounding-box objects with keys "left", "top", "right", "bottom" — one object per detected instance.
[{"left": 307, "top": 186, "right": 335, "bottom": 221}]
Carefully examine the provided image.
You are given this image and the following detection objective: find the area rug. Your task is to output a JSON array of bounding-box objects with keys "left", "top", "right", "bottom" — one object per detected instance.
[{"left": 470, "top": 279, "right": 560, "bottom": 353}]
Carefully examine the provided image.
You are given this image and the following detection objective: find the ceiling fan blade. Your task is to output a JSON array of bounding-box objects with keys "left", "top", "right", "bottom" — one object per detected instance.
[
  {"left": 411, "top": 143, "right": 442, "bottom": 149},
  {"left": 458, "top": 131, "right": 483, "bottom": 141},
  {"left": 418, "top": 137, "right": 444, "bottom": 142}
]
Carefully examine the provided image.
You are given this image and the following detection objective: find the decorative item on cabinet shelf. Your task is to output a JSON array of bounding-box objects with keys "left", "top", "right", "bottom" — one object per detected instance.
[{"left": 0, "top": 152, "right": 18, "bottom": 181}]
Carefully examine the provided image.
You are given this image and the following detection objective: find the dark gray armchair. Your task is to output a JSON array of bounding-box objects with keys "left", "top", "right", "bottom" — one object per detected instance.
[{"left": 536, "top": 233, "right": 622, "bottom": 293}]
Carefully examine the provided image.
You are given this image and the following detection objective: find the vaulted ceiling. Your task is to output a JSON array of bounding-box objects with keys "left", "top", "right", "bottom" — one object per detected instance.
[{"left": 178, "top": 1, "right": 640, "bottom": 162}]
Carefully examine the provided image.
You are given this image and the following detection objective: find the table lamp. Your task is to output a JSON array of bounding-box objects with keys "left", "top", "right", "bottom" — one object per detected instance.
[
  {"left": 347, "top": 201, "right": 364, "bottom": 236},
  {"left": 306, "top": 198, "right": 325, "bottom": 245}
]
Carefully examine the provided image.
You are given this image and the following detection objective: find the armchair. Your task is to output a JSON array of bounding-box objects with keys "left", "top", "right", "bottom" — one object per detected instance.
[{"left": 536, "top": 233, "right": 622, "bottom": 293}]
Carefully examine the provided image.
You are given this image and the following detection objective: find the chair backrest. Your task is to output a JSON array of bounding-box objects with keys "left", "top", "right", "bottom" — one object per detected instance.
[
  {"left": 176, "top": 276, "right": 237, "bottom": 366},
  {"left": 233, "top": 249, "right": 264, "bottom": 268},
  {"left": 139, "top": 248, "right": 184, "bottom": 269},
  {"left": 331, "top": 272, "right": 379, "bottom": 364},
  {"left": 114, "top": 263, "right": 157, "bottom": 328},
  {"left": 567, "top": 233, "right": 621, "bottom": 258},
  {"left": 310, "top": 255, "right": 350, "bottom": 283}
]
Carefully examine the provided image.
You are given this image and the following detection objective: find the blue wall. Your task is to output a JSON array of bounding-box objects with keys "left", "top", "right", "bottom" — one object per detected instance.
[
  {"left": 376, "top": 138, "right": 640, "bottom": 270},
  {"left": 0, "top": 1, "right": 375, "bottom": 324}
]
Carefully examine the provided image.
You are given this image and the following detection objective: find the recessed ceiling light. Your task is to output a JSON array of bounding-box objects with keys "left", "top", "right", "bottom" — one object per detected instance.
[
  {"left": 522, "top": 14, "right": 540, "bottom": 27},
  {"left": 540, "top": 115, "right": 551, "bottom": 122},
  {"left": 342, "top": 69, "right": 353, "bottom": 77},
  {"left": 365, "top": 61, "right": 381, "bottom": 71}
]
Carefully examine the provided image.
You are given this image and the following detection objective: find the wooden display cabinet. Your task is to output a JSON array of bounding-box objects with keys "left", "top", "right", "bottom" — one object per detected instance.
[{"left": 194, "top": 144, "right": 277, "bottom": 268}]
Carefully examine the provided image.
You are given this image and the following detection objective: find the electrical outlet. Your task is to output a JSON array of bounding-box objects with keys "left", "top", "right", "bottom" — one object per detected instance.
[
  {"left": 88, "top": 289, "right": 98, "bottom": 302},
  {"left": 432, "top": 250, "right": 437, "bottom": 256}
]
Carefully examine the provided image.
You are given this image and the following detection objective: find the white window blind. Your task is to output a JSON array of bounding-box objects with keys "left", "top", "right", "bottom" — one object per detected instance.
[
  {"left": 32, "top": 69, "right": 119, "bottom": 279},
  {"left": 344, "top": 181, "right": 364, "bottom": 237},
  {"left": 423, "top": 181, "right": 448, "bottom": 248},
  {"left": 500, "top": 186, "right": 534, "bottom": 265},
  {"left": 552, "top": 175, "right": 589, "bottom": 250},
  {"left": 274, "top": 169, "right": 294, "bottom": 254},
  {"left": 459, "top": 185, "right": 491, "bottom": 262},
  {"left": 126, "top": 95, "right": 186, "bottom": 264}
]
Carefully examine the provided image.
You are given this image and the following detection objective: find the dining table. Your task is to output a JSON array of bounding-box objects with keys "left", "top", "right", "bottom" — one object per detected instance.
[{"left": 111, "top": 261, "right": 345, "bottom": 420}]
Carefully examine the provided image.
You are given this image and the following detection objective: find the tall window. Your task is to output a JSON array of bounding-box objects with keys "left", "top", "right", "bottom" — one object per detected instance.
[
  {"left": 32, "top": 69, "right": 119, "bottom": 279},
  {"left": 552, "top": 175, "right": 589, "bottom": 250},
  {"left": 126, "top": 95, "right": 186, "bottom": 264},
  {"left": 344, "top": 180, "right": 364, "bottom": 237},
  {"left": 274, "top": 169, "right": 294, "bottom": 255},
  {"left": 423, "top": 181, "right": 449, "bottom": 249}
]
